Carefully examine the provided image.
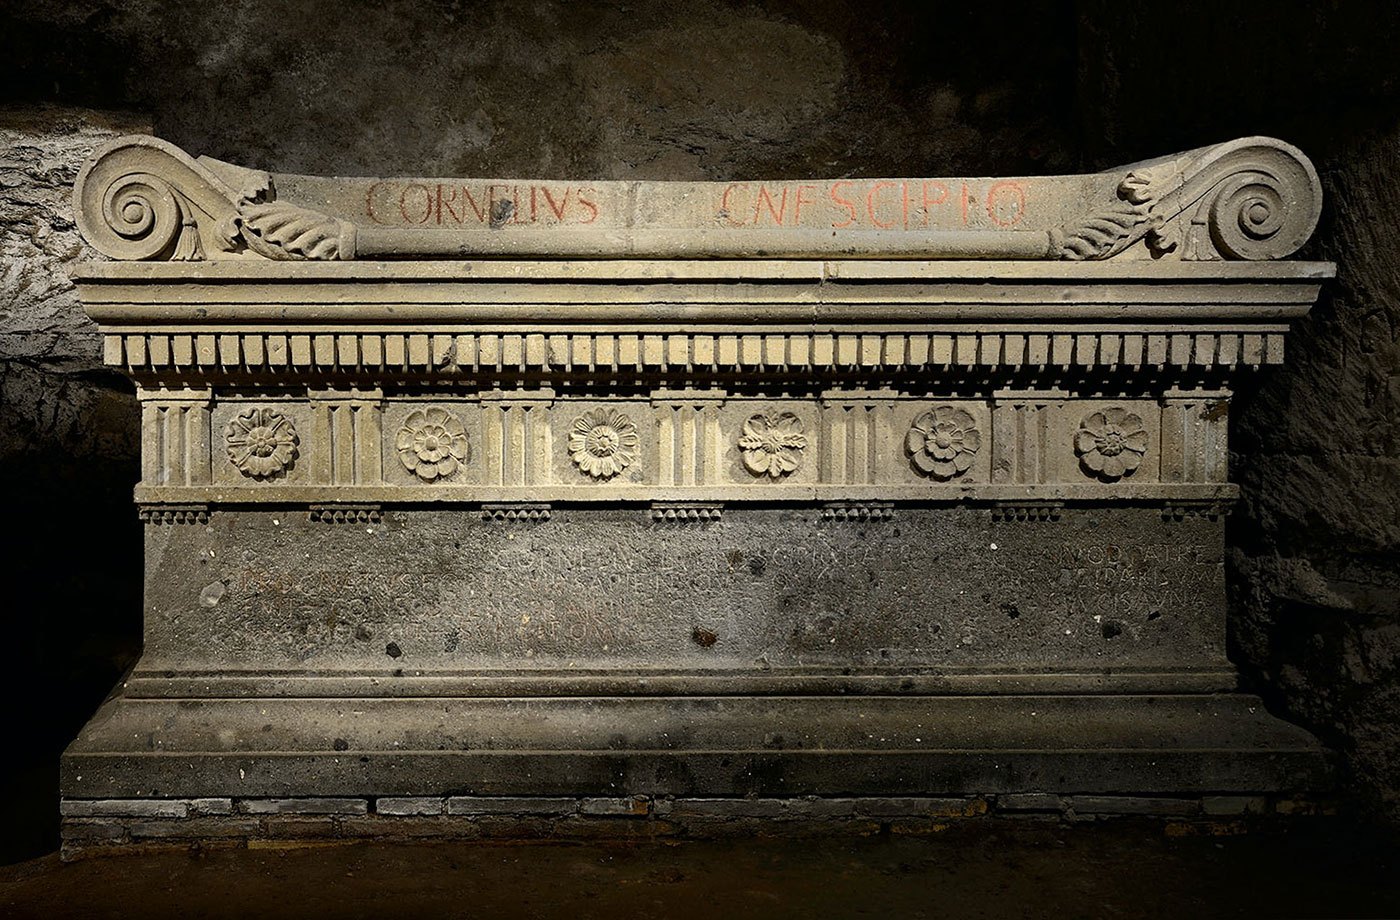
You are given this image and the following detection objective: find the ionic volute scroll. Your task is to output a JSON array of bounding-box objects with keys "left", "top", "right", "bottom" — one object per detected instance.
[
  {"left": 74, "top": 135, "right": 355, "bottom": 262},
  {"left": 1054, "top": 136, "right": 1322, "bottom": 262}
]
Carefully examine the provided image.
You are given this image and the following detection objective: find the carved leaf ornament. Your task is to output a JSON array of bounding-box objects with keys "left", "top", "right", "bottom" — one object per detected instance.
[
  {"left": 236, "top": 201, "right": 352, "bottom": 260},
  {"left": 738, "top": 413, "right": 808, "bottom": 478}
]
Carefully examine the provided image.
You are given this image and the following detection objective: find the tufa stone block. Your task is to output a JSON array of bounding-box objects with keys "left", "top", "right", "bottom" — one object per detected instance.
[{"left": 238, "top": 798, "right": 369, "bottom": 816}]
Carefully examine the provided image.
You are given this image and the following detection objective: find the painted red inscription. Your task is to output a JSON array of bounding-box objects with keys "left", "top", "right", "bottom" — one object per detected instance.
[
  {"left": 366, "top": 181, "right": 600, "bottom": 226},
  {"left": 716, "top": 179, "right": 1028, "bottom": 229}
]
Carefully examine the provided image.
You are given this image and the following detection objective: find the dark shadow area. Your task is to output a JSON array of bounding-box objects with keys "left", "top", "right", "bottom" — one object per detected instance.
[
  {"left": 0, "top": 365, "right": 142, "bottom": 863},
  {"left": 5, "top": 821, "right": 1400, "bottom": 919}
]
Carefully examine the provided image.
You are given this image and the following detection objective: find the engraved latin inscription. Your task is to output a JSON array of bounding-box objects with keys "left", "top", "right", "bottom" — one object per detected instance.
[{"left": 164, "top": 510, "right": 1226, "bottom": 671}]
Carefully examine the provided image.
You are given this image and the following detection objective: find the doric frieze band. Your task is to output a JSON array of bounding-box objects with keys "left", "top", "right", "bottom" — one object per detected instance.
[{"left": 129, "top": 387, "right": 1237, "bottom": 505}]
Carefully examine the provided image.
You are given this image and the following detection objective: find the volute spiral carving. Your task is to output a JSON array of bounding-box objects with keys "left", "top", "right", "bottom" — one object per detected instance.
[
  {"left": 74, "top": 135, "right": 354, "bottom": 262},
  {"left": 1054, "top": 136, "right": 1321, "bottom": 262}
]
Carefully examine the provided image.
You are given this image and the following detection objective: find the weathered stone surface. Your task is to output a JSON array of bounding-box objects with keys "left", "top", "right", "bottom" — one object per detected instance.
[
  {"left": 237, "top": 798, "right": 368, "bottom": 816},
  {"left": 60, "top": 799, "right": 187, "bottom": 818},
  {"left": 1201, "top": 796, "right": 1269, "bottom": 816},
  {"left": 188, "top": 797, "right": 234, "bottom": 816},
  {"left": 445, "top": 797, "right": 578, "bottom": 816},
  {"left": 59, "top": 819, "right": 127, "bottom": 842},
  {"left": 130, "top": 507, "right": 1232, "bottom": 684},
  {"left": 65, "top": 694, "right": 1325, "bottom": 799},
  {"left": 339, "top": 816, "right": 478, "bottom": 839},
  {"left": 994, "top": 794, "right": 1065, "bottom": 812},
  {"left": 128, "top": 817, "right": 260, "bottom": 839},
  {"left": 62, "top": 792, "right": 1306, "bottom": 847},
  {"left": 255, "top": 817, "right": 339, "bottom": 839},
  {"left": 1065, "top": 796, "right": 1200, "bottom": 817},
  {"left": 375, "top": 797, "right": 445, "bottom": 816},
  {"left": 0, "top": 109, "right": 146, "bottom": 370},
  {"left": 579, "top": 797, "right": 650, "bottom": 817}
]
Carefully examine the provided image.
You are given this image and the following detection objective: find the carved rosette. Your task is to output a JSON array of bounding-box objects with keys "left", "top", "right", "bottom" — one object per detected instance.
[
  {"left": 225, "top": 407, "right": 299, "bottom": 479},
  {"left": 396, "top": 408, "right": 469, "bottom": 482},
  {"left": 907, "top": 407, "right": 980, "bottom": 480},
  {"left": 569, "top": 408, "right": 639, "bottom": 480},
  {"left": 1075, "top": 408, "right": 1148, "bottom": 481},
  {"left": 738, "top": 413, "right": 807, "bottom": 478}
]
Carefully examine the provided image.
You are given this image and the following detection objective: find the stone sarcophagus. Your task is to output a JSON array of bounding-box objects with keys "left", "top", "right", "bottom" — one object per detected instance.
[{"left": 64, "top": 135, "right": 1333, "bottom": 836}]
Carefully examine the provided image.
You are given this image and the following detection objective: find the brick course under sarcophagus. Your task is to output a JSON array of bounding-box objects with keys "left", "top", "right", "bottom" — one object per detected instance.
[{"left": 63, "top": 134, "right": 1333, "bottom": 841}]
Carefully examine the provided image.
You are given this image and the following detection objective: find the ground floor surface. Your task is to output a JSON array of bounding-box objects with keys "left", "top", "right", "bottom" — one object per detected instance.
[{"left": 2, "top": 818, "right": 1399, "bottom": 919}]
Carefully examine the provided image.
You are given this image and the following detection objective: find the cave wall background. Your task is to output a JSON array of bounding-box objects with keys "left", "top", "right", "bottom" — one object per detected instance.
[{"left": 2, "top": 0, "right": 1398, "bottom": 858}]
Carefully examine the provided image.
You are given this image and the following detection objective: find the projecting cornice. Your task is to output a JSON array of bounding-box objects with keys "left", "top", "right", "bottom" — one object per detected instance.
[{"left": 74, "top": 135, "right": 1323, "bottom": 263}]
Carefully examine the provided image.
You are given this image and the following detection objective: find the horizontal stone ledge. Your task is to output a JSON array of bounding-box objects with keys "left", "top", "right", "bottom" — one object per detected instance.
[
  {"left": 120, "top": 668, "right": 1243, "bottom": 700},
  {"left": 59, "top": 793, "right": 1321, "bottom": 844},
  {"left": 654, "top": 797, "right": 988, "bottom": 819},
  {"left": 79, "top": 291, "right": 1323, "bottom": 318},
  {"left": 130, "top": 483, "right": 1241, "bottom": 504},
  {"left": 83, "top": 300, "right": 1321, "bottom": 325},
  {"left": 71, "top": 259, "right": 1336, "bottom": 284},
  {"left": 60, "top": 797, "right": 233, "bottom": 818},
  {"left": 60, "top": 799, "right": 189, "bottom": 818},
  {"left": 236, "top": 797, "right": 369, "bottom": 815},
  {"left": 446, "top": 797, "right": 581, "bottom": 816},
  {"left": 61, "top": 694, "right": 1325, "bottom": 764},
  {"left": 375, "top": 796, "right": 446, "bottom": 816}
]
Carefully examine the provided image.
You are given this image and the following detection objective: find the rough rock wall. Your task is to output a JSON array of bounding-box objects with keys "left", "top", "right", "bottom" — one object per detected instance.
[
  {"left": 2, "top": 0, "right": 1400, "bottom": 854},
  {"left": 4, "top": 1, "right": 1079, "bottom": 180},
  {"left": 1076, "top": 1, "right": 1400, "bottom": 821},
  {"left": 1229, "top": 129, "right": 1400, "bottom": 819},
  {"left": 0, "top": 107, "right": 148, "bottom": 860},
  {"left": 0, "top": 109, "right": 149, "bottom": 695}
]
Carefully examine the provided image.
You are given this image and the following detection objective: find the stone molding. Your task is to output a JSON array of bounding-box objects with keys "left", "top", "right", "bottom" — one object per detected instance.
[
  {"left": 74, "top": 135, "right": 1321, "bottom": 263},
  {"left": 307, "top": 504, "right": 382, "bottom": 525},
  {"left": 820, "top": 501, "right": 895, "bottom": 521},
  {"left": 102, "top": 327, "right": 1293, "bottom": 374},
  {"left": 651, "top": 501, "right": 724, "bottom": 522},
  {"left": 480, "top": 502, "right": 551, "bottom": 522},
  {"left": 82, "top": 262, "right": 1314, "bottom": 509},
  {"left": 77, "top": 261, "right": 1327, "bottom": 385},
  {"left": 137, "top": 503, "right": 209, "bottom": 525}
]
